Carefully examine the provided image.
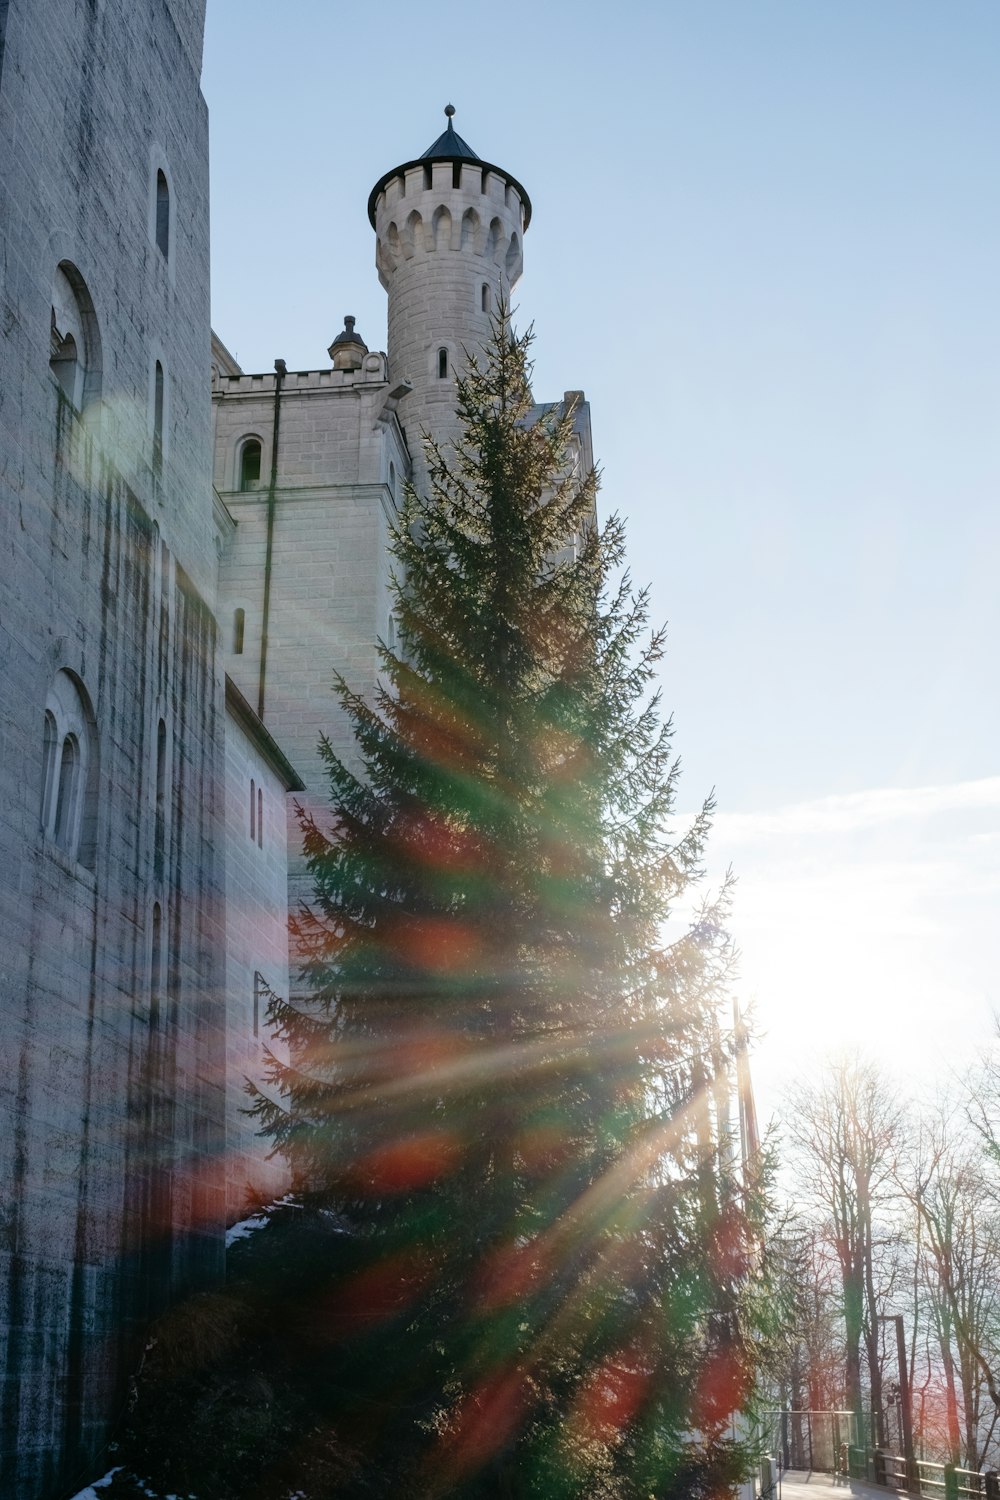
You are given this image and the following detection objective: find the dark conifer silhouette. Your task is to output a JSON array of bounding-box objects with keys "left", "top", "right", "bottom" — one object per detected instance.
[{"left": 253, "top": 310, "right": 773, "bottom": 1498}]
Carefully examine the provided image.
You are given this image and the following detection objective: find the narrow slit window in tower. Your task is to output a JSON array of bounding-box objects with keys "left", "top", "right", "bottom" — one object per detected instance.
[
  {"left": 151, "top": 901, "right": 163, "bottom": 1022},
  {"left": 423, "top": 163, "right": 432, "bottom": 190},
  {"left": 250, "top": 778, "right": 255, "bottom": 841},
  {"left": 438, "top": 347, "right": 448, "bottom": 380},
  {"left": 153, "top": 360, "right": 164, "bottom": 476},
  {"left": 154, "top": 717, "right": 166, "bottom": 877},
  {"left": 481, "top": 283, "right": 489, "bottom": 313},
  {"left": 233, "top": 608, "right": 245, "bottom": 654},
  {"left": 452, "top": 161, "right": 462, "bottom": 190},
  {"left": 155, "top": 170, "right": 170, "bottom": 258},
  {"left": 257, "top": 786, "right": 263, "bottom": 848}
]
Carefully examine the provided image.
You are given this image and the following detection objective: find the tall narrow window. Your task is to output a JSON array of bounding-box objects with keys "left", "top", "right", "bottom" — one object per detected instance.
[
  {"left": 257, "top": 786, "right": 263, "bottom": 849},
  {"left": 41, "top": 670, "right": 98, "bottom": 867},
  {"left": 151, "top": 902, "right": 163, "bottom": 1024},
  {"left": 238, "top": 439, "right": 262, "bottom": 492},
  {"left": 437, "top": 347, "right": 448, "bottom": 380},
  {"left": 233, "top": 608, "right": 245, "bottom": 654},
  {"left": 54, "top": 735, "right": 80, "bottom": 852},
  {"left": 253, "top": 971, "right": 262, "bottom": 1039},
  {"left": 153, "top": 361, "right": 164, "bottom": 476},
  {"left": 41, "top": 710, "right": 58, "bottom": 826},
  {"left": 250, "top": 778, "right": 256, "bottom": 841},
  {"left": 422, "top": 163, "right": 432, "bottom": 190},
  {"left": 154, "top": 717, "right": 167, "bottom": 878},
  {"left": 481, "top": 283, "right": 489, "bottom": 313},
  {"left": 155, "top": 170, "right": 170, "bottom": 259},
  {"left": 388, "top": 462, "right": 396, "bottom": 500}
]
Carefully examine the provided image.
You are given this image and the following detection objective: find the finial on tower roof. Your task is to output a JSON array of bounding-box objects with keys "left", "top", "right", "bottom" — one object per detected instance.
[
  {"left": 445, "top": 103, "right": 456, "bottom": 119},
  {"left": 328, "top": 314, "right": 368, "bottom": 371}
]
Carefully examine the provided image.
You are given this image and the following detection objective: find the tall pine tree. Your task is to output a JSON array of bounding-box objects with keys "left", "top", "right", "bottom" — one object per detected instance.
[{"left": 254, "top": 312, "right": 773, "bottom": 1499}]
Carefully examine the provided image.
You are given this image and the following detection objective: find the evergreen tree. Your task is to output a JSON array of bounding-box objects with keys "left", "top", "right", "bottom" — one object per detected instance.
[{"left": 254, "top": 312, "right": 773, "bottom": 1498}]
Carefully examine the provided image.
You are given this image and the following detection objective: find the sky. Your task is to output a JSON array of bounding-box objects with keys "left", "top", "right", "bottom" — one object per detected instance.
[{"left": 201, "top": 1, "right": 1000, "bottom": 1123}]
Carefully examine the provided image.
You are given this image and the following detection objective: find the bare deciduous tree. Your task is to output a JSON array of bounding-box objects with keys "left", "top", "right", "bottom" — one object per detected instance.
[{"left": 787, "top": 1057, "right": 903, "bottom": 1451}]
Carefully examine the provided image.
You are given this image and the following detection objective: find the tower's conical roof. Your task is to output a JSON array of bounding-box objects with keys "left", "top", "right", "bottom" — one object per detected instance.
[
  {"left": 368, "top": 106, "right": 531, "bottom": 230},
  {"left": 420, "top": 106, "right": 479, "bottom": 162}
]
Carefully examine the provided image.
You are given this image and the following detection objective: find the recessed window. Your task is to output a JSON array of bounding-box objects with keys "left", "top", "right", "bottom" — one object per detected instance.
[
  {"left": 41, "top": 711, "right": 58, "bottom": 825},
  {"left": 155, "top": 170, "right": 170, "bottom": 259},
  {"left": 481, "top": 283, "right": 489, "bottom": 313},
  {"left": 153, "top": 361, "right": 164, "bottom": 476},
  {"left": 257, "top": 786, "right": 263, "bottom": 849},
  {"left": 154, "top": 717, "right": 167, "bottom": 878},
  {"left": 233, "top": 608, "right": 245, "bottom": 655},
  {"left": 41, "top": 669, "right": 98, "bottom": 867},
  {"left": 49, "top": 262, "right": 102, "bottom": 416},
  {"left": 388, "top": 462, "right": 396, "bottom": 500},
  {"left": 54, "top": 734, "right": 80, "bottom": 852},
  {"left": 423, "top": 163, "right": 432, "bottom": 190},
  {"left": 250, "top": 778, "right": 256, "bottom": 842},
  {"left": 238, "top": 439, "right": 262, "bottom": 492},
  {"left": 150, "top": 901, "right": 163, "bottom": 1023},
  {"left": 437, "top": 347, "right": 448, "bottom": 380}
]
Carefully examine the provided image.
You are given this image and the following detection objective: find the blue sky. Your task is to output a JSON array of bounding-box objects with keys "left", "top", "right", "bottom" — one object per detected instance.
[{"left": 202, "top": 2, "right": 1000, "bottom": 1114}]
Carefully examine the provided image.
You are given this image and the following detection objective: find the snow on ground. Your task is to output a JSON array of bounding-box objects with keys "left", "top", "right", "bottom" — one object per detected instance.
[
  {"left": 67, "top": 1472, "right": 121, "bottom": 1499},
  {"left": 68, "top": 1474, "right": 200, "bottom": 1500}
]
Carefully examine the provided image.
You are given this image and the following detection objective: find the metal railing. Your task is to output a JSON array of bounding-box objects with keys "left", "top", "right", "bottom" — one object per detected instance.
[{"left": 847, "top": 1446, "right": 998, "bottom": 1500}]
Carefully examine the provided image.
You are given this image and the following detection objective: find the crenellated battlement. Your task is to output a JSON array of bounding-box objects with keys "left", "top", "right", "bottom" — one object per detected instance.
[
  {"left": 211, "top": 351, "right": 388, "bottom": 396},
  {"left": 373, "top": 170, "right": 524, "bottom": 289}
]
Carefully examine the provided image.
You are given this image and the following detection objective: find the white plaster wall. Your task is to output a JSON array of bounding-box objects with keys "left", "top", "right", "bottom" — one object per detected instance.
[{"left": 222, "top": 711, "right": 292, "bottom": 1219}]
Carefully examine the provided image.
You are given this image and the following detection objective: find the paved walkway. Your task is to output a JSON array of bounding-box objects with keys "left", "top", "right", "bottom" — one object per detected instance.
[{"left": 779, "top": 1471, "right": 903, "bottom": 1500}]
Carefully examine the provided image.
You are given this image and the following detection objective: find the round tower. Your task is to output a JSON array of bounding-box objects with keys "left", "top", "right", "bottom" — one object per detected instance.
[{"left": 368, "top": 106, "right": 531, "bottom": 480}]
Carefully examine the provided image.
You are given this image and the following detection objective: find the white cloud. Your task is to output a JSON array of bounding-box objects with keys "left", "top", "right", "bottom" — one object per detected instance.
[{"left": 709, "top": 776, "right": 1000, "bottom": 842}]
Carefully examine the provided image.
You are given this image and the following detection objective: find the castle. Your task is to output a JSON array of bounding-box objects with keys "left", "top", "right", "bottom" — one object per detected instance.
[{"left": 0, "top": 4, "right": 593, "bottom": 1494}]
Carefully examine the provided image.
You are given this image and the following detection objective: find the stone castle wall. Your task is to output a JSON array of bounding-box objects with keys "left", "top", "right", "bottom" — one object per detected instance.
[{"left": 0, "top": 1, "right": 221, "bottom": 1494}]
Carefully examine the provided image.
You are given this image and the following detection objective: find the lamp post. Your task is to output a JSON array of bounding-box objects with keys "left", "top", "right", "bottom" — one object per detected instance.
[{"left": 878, "top": 1315, "right": 916, "bottom": 1490}]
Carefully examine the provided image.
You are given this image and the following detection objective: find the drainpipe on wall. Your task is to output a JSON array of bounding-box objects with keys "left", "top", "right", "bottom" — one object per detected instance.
[{"left": 257, "top": 357, "right": 285, "bottom": 720}]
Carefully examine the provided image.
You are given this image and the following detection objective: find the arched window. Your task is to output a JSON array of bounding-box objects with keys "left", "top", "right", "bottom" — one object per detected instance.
[
  {"left": 437, "top": 347, "right": 448, "bottom": 380},
  {"left": 238, "top": 438, "right": 262, "bottom": 492},
  {"left": 41, "top": 670, "right": 98, "bottom": 867},
  {"left": 153, "top": 360, "right": 164, "bottom": 476},
  {"left": 49, "top": 262, "right": 102, "bottom": 416},
  {"left": 41, "top": 710, "right": 58, "bottom": 825},
  {"left": 155, "top": 169, "right": 170, "bottom": 259},
  {"left": 53, "top": 734, "right": 80, "bottom": 852},
  {"left": 233, "top": 608, "right": 245, "bottom": 655}
]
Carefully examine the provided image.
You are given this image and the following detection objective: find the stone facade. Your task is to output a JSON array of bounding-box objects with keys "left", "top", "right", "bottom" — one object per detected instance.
[
  {"left": 212, "top": 345, "right": 409, "bottom": 934},
  {"left": 221, "top": 678, "right": 303, "bottom": 1220},
  {"left": 0, "top": 1, "right": 226, "bottom": 1494}
]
